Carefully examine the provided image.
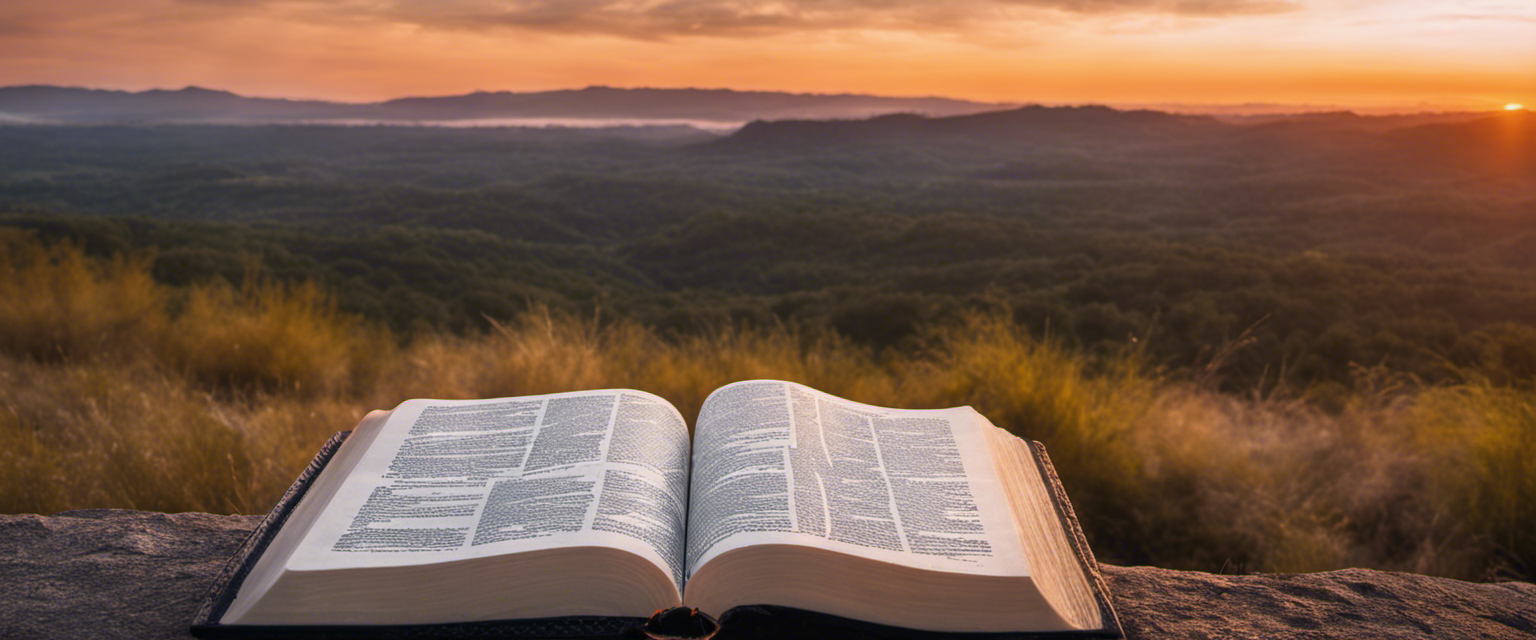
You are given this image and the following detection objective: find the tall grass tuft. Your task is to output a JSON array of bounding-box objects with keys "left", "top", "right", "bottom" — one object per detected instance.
[
  {"left": 1407, "top": 379, "right": 1536, "bottom": 579},
  {"left": 162, "top": 275, "right": 388, "bottom": 396},
  {"left": 0, "top": 229, "right": 166, "bottom": 361}
]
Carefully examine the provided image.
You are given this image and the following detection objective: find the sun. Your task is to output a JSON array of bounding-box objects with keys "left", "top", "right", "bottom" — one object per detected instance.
[{"left": 1506, "top": 103, "right": 1525, "bottom": 111}]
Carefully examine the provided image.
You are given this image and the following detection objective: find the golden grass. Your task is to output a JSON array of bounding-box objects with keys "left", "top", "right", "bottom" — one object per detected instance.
[
  {"left": 0, "top": 229, "right": 166, "bottom": 361},
  {"left": 1405, "top": 380, "right": 1536, "bottom": 579},
  {"left": 0, "top": 355, "right": 252, "bottom": 513},
  {"left": 163, "top": 276, "right": 390, "bottom": 395},
  {"left": 2, "top": 231, "right": 1532, "bottom": 580}
]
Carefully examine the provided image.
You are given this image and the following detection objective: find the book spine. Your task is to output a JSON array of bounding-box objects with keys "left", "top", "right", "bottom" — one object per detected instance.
[{"left": 190, "top": 431, "right": 351, "bottom": 632}]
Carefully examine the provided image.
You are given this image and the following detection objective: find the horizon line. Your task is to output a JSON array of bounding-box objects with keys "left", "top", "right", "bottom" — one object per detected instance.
[{"left": 0, "top": 82, "right": 1508, "bottom": 117}]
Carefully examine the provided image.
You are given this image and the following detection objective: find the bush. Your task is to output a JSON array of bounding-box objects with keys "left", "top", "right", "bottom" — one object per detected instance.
[
  {"left": 0, "top": 229, "right": 166, "bottom": 361},
  {"left": 162, "top": 276, "right": 385, "bottom": 395}
]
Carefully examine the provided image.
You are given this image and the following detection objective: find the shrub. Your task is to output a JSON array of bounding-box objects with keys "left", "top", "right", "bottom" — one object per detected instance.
[
  {"left": 161, "top": 276, "right": 386, "bottom": 396},
  {"left": 0, "top": 229, "right": 166, "bottom": 361}
]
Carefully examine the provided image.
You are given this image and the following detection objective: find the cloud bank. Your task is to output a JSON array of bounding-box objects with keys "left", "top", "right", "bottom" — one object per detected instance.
[
  {"left": 355, "top": 0, "right": 1300, "bottom": 38},
  {"left": 4, "top": 0, "right": 1298, "bottom": 42},
  {"left": 433, "top": 0, "right": 1296, "bottom": 37}
]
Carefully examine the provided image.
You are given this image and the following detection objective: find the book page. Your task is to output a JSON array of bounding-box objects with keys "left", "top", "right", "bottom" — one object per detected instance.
[
  {"left": 684, "top": 380, "right": 1028, "bottom": 581},
  {"left": 287, "top": 390, "right": 690, "bottom": 591}
]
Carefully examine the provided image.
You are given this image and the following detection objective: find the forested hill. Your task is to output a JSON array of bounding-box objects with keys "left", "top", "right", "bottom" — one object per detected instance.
[
  {"left": 714, "top": 105, "right": 1536, "bottom": 183},
  {"left": 719, "top": 105, "right": 1232, "bottom": 149}
]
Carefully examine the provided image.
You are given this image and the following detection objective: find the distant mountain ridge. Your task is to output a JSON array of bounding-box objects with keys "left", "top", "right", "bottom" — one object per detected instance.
[
  {"left": 0, "top": 86, "right": 347, "bottom": 122},
  {"left": 2, "top": 85, "right": 1523, "bottom": 175},
  {"left": 703, "top": 102, "right": 1535, "bottom": 183},
  {"left": 0, "top": 84, "right": 1505, "bottom": 134},
  {"left": 0, "top": 85, "right": 1011, "bottom": 125}
]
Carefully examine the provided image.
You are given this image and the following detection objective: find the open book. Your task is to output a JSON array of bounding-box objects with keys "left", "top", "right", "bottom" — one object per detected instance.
[{"left": 191, "top": 380, "right": 1119, "bottom": 638}]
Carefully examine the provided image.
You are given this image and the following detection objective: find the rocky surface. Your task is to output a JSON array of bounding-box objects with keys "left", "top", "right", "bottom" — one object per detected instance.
[
  {"left": 1105, "top": 564, "right": 1536, "bottom": 639},
  {"left": 0, "top": 510, "right": 259, "bottom": 640},
  {"left": 2, "top": 509, "right": 1534, "bottom": 639}
]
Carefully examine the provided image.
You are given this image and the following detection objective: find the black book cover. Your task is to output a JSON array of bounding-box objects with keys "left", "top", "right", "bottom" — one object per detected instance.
[{"left": 190, "top": 431, "right": 1121, "bottom": 639}]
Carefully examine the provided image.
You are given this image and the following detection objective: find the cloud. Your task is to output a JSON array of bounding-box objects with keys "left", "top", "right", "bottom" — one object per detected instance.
[
  {"left": 1427, "top": 12, "right": 1536, "bottom": 24},
  {"left": 260, "top": 0, "right": 1301, "bottom": 39},
  {"left": 1001, "top": 0, "right": 1295, "bottom": 15},
  {"left": 0, "top": 0, "right": 1303, "bottom": 47},
  {"left": 0, "top": 0, "right": 1299, "bottom": 56}
]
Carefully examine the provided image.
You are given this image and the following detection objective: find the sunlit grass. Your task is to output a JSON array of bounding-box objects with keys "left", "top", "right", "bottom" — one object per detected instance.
[
  {"left": 0, "top": 229, "right": 166, "bottom": 361},
  {"left": 163, "top": 276, "right": 390, "bottom": 396},
  {"left": 1, "top": 231, "right": 1532, "bottom": 581},
  {"left": 0, "top": 355, "right": 253, "bottom": 513},
  {"left": 1406, "top": 379, "right": 1536, "bottom": 579}
]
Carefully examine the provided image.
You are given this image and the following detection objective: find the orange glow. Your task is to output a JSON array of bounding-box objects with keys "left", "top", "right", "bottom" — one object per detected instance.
[
  {"left": 1509, "top": 104, "right": 1527, "bottom": 111},
  {"left": 0, "top": 1, "right": 1532, "bottom": 111}
]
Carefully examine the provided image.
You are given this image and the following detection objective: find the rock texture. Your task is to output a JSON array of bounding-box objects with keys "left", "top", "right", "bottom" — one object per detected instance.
[
  {"left": 1105, "top": 565, "right": 1536, "bottom": 639},
  {"left": 2, "top": 509, "right": 1534, "bottom": 639},
  {"left": 0, "top": 510, "right": 260, "bottom": 640}
]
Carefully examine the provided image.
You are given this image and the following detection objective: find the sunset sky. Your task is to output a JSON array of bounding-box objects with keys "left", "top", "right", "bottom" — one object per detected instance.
[{"left": 2, "top": 0, "right": 1532, "bottom": 111}]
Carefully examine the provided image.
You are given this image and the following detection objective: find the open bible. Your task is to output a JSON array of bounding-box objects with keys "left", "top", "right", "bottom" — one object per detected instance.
[{"left": 191, "top": 380, "right": 1120, "bottom": 638}]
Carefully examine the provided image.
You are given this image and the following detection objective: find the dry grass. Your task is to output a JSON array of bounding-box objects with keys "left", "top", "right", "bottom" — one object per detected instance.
[
  {"left": 0, "top": 229, "right": 166, "bottom": 361},
  {"left": 163, "top": 275, "right": 391, "bottom": 396},
  {"left": 1404, "top": 379, "right": 1536, "bottom": 579},
  {"left": 1, "top": 231, "right": 1532, "bottom": 580},
  {"left": 0, "top": 355, "right": 252, "bottom": 513}
]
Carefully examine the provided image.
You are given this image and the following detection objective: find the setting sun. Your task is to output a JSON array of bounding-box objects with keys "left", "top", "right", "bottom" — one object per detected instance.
[{"left": 1507, "top": 104, "right": 1526, "bottom": 111}]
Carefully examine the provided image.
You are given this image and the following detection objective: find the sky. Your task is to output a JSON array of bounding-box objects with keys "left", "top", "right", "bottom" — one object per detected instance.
[{"left": 1, "top": 0, "right": 1532, "bottom": 111}]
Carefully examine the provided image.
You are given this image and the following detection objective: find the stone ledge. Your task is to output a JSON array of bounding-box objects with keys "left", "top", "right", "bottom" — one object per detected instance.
[{"left": 2, "top": 510, "right": 1533, "bottom": 639}]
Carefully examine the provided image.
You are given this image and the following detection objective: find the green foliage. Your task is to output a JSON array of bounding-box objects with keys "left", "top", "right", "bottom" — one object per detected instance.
[{"left": 4, "top": 122, "right": 1536, "bottom": 389}]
